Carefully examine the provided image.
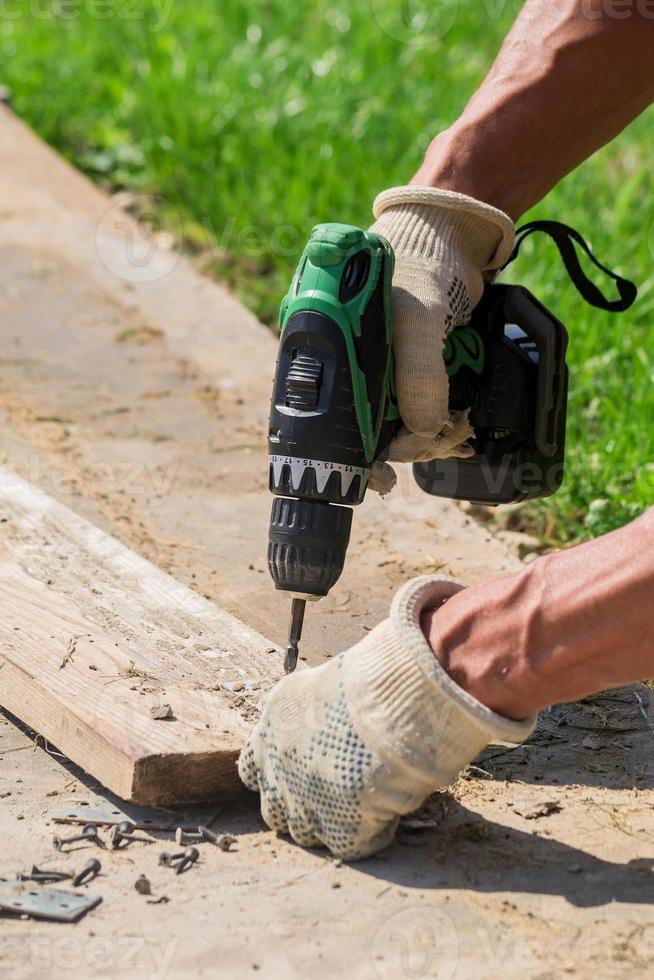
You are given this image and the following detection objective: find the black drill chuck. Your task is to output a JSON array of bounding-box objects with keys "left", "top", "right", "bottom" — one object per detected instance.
[{"left": 267, "top": 497, "right": 353, "bottom": 597}]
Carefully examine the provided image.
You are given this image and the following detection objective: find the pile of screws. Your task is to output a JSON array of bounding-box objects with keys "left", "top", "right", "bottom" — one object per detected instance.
[
  {"left": 9, "top": 816, "right": 238, "bottom": 923},
  {"left": 51, "top": 820, "right": 237, "bottom": 866},
  {"left": 34, "top": 818, "right": 237, "bottom": 902}
]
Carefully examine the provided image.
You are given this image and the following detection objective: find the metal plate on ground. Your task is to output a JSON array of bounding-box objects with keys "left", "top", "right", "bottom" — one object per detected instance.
[
  {"left": 52, "top": 801, "right": 220, "bottom": 832},
  {"left": 0, "top": 877, "right": 101, "bottom": 922},
  {"left": 52, "top": 802, "right": 175, "bottom": 831}
]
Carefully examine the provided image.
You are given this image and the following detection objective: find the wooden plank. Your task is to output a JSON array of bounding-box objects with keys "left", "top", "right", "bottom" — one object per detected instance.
[{"left": 0, "top": 465, "right": 281, "bottom": 804}]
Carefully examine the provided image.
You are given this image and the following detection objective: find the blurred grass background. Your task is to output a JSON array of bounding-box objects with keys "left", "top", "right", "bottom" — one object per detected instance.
[{"left": 1, "top": 0, "right": 652, "bottom": 542}]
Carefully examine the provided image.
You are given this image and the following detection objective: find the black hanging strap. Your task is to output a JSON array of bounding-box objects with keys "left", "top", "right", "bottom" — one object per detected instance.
[{"left": 503, "top": 219, "right": 637, "bottom": 313}]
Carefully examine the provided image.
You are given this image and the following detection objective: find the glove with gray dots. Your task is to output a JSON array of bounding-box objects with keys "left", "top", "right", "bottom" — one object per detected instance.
[{"left": 238, "top": 576, "right": 536, "bottom": 861}]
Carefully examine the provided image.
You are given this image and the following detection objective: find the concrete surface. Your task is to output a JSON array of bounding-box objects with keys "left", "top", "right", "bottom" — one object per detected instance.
[{"left": 0, "top": 108, "right": 653, "bottom": 979}]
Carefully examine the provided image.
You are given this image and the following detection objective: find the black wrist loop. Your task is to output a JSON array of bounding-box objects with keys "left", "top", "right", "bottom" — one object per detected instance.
[{"left": 502, "top": 219, "right": 637, "bottom": 313}]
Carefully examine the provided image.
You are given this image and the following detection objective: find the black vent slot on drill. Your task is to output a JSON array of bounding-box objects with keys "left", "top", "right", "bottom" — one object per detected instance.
[
  {"left": 285, "top": 351, "right": 323, "bottom": 409},
  {"left": 339, "top": 250, "right": 371, "bottom": 303}
]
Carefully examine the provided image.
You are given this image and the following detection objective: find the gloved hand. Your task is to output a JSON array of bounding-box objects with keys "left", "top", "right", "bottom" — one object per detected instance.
[
  {"left": 368, "top": 186, "right": 515, "bottom": 491},
  {"left": 238, "top": 576, "right": 536, "bottom": 861}
]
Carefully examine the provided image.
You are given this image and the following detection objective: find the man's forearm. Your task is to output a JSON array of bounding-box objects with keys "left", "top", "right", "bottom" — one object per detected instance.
[
  {"left": 423, "top": 507, "right": 654, "bottom": 720},
  {"left": 413, "top": 0, "right": 654, "bottom": 218}
]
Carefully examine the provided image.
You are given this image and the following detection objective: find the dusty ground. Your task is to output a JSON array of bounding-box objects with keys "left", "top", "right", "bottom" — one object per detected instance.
[{"left": 0, "top": 108, "right": 653, "bottom": 979}]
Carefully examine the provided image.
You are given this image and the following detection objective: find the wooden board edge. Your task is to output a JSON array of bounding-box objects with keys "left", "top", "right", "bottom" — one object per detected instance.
[
  {"left": 0, "top": 656, "right": 137, "bottom": 800},
  {"left": 131, "top": 747, "right": 244, "bottom": 806}
]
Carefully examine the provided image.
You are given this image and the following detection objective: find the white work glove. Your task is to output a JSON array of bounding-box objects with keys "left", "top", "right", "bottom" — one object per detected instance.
[
  {"left": 238, "top": 576, "right": 536, "bottom": 860},
  {"left": 369, "top": 186, "right": 515, "bottom": 491}
]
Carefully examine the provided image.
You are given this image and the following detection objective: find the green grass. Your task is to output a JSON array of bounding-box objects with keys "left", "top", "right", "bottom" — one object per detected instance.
[{"left": 2, "top": 1, "right": 653, "bottom": 542}]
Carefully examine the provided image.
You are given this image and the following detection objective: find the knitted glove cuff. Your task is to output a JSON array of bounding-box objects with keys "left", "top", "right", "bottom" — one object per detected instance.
[
  {"left": 392, "top": 575, "right": 537, "bottom": 743},
  {"left": 372, "top": 185, "right": 515, "bottom": 270},
  {"left": 347, "top": 575, "right": 537, "bottom": 753}
]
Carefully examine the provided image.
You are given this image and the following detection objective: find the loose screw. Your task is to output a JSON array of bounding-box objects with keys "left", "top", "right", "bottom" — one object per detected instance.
[
  {"left": 158, "top": 850, "right": 185, "bottom": 868},
  {"left": 134, "top": 874, "right": 151, "bottom": 895},
  {"left": 174, "top": 847, "right": 199, "bottom": 875},
  {"left": 52, "top": 824, "right": 103, "bottom": 852},
  {"left": 175, "top": 826, "right": 237, "bottom": 850},
  {"left": 174, "top": 827, "right": 203, "bottom": 846},
  {"left": 72, "top": 858, "right": 101, "bottom": 887},
  {"left": 109, "top": 821, "right": 153, "bottom": 849},
  {"left": 19, "top": 864, "right": 71, "bottom": 884},
  {"left": 158, "top": 846, "right": 198, "bottom": 872},
  {"left": 200, "top": 828, "right": 237, "bottom": 851}
]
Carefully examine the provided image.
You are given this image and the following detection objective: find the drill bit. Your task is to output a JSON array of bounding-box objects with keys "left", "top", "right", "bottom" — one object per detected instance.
[{"left": 284, "top": 597, "right": 306, "bottom": 674}]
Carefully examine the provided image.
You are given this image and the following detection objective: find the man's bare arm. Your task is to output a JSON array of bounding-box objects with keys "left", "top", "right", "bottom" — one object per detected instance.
[
  {"left": 425, "top": 507, "right": 654, "bottom": 720},
  {"left": 414, "top": 0, "right": 654, "bottom": 218}
]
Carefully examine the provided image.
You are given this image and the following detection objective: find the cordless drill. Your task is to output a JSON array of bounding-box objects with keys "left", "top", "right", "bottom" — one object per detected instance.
[
  {"left": 267, "top": 224, "right": 398, "bottom": 672},
  {"left": 267, "top": 221, "right": 635, "bottom": 672}
]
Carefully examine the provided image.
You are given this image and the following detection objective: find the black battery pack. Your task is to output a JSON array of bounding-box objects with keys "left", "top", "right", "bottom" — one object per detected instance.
[
  {"left": 413, "top": 220, "right": 637, "bottom": 506},
  {"left": 413, "top": 284, "right": 569, "bottom": 505}
]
